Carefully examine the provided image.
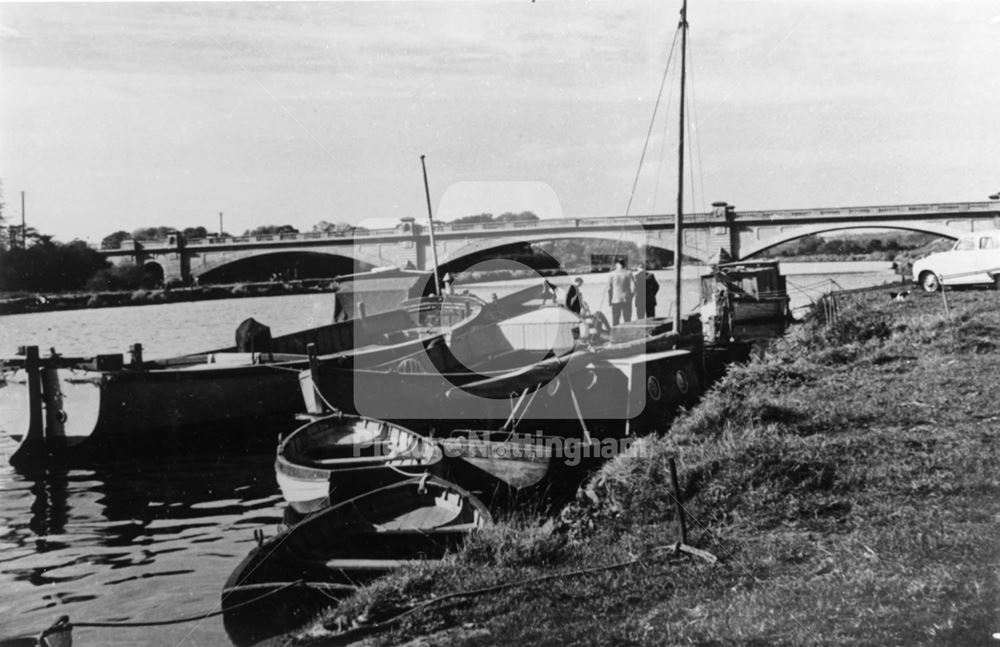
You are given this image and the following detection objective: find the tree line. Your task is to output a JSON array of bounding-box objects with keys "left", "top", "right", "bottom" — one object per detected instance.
[
  {"left": 99, "top": 213, "right": 541, "bottom": 248},
  {"left": 99, "top": 221, "right": 370, "bottom": 249},
  {"left": 768, "top": 232, "right": 937, "bottom": 258}
]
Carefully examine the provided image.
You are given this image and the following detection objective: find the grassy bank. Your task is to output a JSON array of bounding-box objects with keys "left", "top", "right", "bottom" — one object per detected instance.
[
  {"left": 0, "top": 279, "right": 339, "bottom": 315},
  {"left": 283, "top": 286, "right": 999, "bottom": 646}
]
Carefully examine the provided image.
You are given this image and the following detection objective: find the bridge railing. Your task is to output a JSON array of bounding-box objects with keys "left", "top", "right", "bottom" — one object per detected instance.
[
  {"left": 97, "top": 201, "right": 998, "bottom": 250},
  {"left": 735, "top": 201, "right": 998, "bottom": 222}
]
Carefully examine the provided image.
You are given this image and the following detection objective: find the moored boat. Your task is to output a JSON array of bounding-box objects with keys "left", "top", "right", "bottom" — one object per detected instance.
[
  {"left": 1, "top": 293, "right": 485, "bottom": 464},
  {"left": 698, "top": 260, "right": 791, "bottom": 345},
  {"left": 298, "top": 304, "right": 586, "bottom": 434},
  {"left": 222, "top": 475, "right": 490, "bottom": 646},
  {"left": 276, "top": 413, "right": 442, "bottom": 517}
]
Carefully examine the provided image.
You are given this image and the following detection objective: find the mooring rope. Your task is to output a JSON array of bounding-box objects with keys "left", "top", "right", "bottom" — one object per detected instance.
[
  {"left": 319, "top": 552, "right": 688, "bottom": 643},
  {"left": 311, "top": 380, "right": 340, "bottom": 414},
  {"left": 595, "top": 21, "right": 682, "bottom": 318},
  {"left": 65, "top": 579, "right": 321, "bottom": 628}
]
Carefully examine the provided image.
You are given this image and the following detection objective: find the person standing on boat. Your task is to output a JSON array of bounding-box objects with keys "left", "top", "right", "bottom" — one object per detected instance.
[
  {"left": 634, "top": 265, "right": 660, "bottom": 319},
  {"left": 565, "top": 277, "right": 587, "bottom": 315},
  {"left": 607, "top": 259, "right": 634, "bottom": 325}
]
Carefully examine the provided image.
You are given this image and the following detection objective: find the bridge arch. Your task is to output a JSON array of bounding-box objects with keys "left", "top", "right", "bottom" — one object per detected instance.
[
  {"left": 193, "top": 249, "right": 380, "bottom": 283},
  {"left": 739, "top": 222, "right": 965, "bottom": 259},
  {"left": 439, "top": 229, "right": 701, "bottom": 270},
  {"left": 142, "top": 261, "right": 164, "bottom": 287}
]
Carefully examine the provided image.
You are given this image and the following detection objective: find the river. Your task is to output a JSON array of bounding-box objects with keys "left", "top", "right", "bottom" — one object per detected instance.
[{"left": 0, "top": 262, "right": 897, "bottom": 645}]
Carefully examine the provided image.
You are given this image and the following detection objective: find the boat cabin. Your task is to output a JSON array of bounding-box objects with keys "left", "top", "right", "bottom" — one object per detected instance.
[{"left": 698, "top": 260, "right": 790, "bottom": 344}]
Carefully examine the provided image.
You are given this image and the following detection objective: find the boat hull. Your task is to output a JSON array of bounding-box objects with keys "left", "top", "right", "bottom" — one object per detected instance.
[
  {"left": 222, "top": 476, "right": 489, "bottom": 646},
  {"left": 276, "top": 414, "right": 443, "bottom": 518},
  {"left": 3, "top": 295, "right": 488, "bottom": 463}
]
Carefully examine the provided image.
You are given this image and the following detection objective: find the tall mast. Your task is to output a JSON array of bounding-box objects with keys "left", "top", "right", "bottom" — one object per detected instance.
[
  {"left": 420, "top": 155, "right": 443, "bottom": 296},
  {"left": 673, "top": 0, "right": 688, "bottom": 333}
]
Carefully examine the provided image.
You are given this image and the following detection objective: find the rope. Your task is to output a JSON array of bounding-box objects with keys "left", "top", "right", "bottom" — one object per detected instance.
[
  {"left": 323, "top": 554, "right": 662, "bottom": 642},
  {"left": 511, "top": 384, "right": 541, "bottom": 431},
  {"left": 566, "top": 377, "right": 593, "bottom": 445},
  {"left": 591, "top": 25, "right": 681, "bottom": 318},
  {"left": 625, "top": 28, "right": 680, "bottom": 219},
  {"left": 311, "top": 379, "right": 340, "bottom": 414},
  {"left": 686, "top": 29, "right": 707, "bottom": 218},
  {"left": 261, "top": 363, "right": 309, "bottom": 374},
  {"left": 67, "top": 579, "right": 319, "bottom": 628}
]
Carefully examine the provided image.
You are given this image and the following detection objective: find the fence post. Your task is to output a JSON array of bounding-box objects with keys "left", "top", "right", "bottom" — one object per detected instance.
[{"left": 668, "top": 457, "right": 688, "bottom": 545}]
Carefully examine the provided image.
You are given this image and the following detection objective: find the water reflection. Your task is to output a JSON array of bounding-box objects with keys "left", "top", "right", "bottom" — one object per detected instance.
[{"left": 0, "top": 447, "right": 286, "bottom": 646}]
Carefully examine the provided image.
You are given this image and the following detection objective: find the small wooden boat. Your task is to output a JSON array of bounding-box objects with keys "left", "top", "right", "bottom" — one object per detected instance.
[
  {"left": 439, "top": 430, "right": 553, "bottom": 490},
  {"left": 437, "top": 429, "right": 583, "bottom": 511},
  {"left": 2, "top": 293, "right": 485, "bottom": 464},
  {"left": 222, "top": 475, "right": 490, "bottom": 646},
  {"left": 275, "top": 413, "right": 443, "bottom": 517}
]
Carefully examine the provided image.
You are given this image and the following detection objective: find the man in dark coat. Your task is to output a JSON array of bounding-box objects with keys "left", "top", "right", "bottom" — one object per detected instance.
[
  {"left": 634, "top": 266, "right": 659, "bottom": 318},
  {"left": 565, "top": 277, "right": 585, "bottom": 314}
]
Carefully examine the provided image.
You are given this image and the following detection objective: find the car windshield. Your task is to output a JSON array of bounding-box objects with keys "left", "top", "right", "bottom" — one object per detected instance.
[{"left": 954, "top": 238, "right": 975, "bottom": 251}]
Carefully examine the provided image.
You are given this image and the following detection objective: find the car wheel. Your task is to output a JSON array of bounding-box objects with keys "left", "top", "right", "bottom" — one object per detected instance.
[{"left": 919, "top": 271, "right": 940, "bottom": 293}]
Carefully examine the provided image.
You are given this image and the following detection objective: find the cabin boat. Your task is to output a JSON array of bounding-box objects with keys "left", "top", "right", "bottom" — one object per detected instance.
[
  {"left": 299, "top": 292, "right": 710, "bottom": 442},
  {"left": 222, "top": 475, "right": 490, "bottom": 646},
  {"left": 275, "top": 413, "right": 442, "bottom": 518},
  {"left": 0, "top": 294, "right": 486, "bottom": 464},
  {"left": 298, "top": 304, "right": 586, "bottom": 434},
  {"left": 698, "top": 260, "right": 791, "bottom": 345}
]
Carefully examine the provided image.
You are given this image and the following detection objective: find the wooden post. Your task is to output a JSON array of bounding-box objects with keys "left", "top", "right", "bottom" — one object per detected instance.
[
  {"left": 12, "top": 345, "right": 47, "bottom": 463},
  {"left": 129, "top": 343, "right": 144, "bottom": 368},
  {"left": 668, "top": 457, "right": 688, "bottom": 545},
  {"left": 940, "top": 282, "right": 951, "bottom": 319},
  {"left": 306, "top": 342, "right": 325, "bottom": 414},
  {"left": 40, "top": 365, "right": 65, "bottom": 444}
]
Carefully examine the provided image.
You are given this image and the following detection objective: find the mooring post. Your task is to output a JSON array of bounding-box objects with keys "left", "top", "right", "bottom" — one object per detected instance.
[
  {"left": 25, "top": 345, "right": 44, "bottom": 447},
  {"left": 129, "top": 343, "right": 143, "bottom": 368},
  {"left": 668, "top": 456, "right": 688, "bottom": 545},
  {"left": 306, "top": 342, "right": 325, "bottom": 414}
]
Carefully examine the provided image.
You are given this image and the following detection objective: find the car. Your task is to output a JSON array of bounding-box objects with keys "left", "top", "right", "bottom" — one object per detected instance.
[{"left": 912, "top": 230, "right": 1000, "bottom": 292}]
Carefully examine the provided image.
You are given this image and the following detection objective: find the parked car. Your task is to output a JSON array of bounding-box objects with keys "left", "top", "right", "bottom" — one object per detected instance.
[{"left": 912, "top": 230, "right": 1000, "bottom": 292}]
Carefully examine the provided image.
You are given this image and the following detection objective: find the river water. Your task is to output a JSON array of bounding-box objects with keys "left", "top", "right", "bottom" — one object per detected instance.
[{"left": 0, "top": 262, "right": 896, "bottom": 645}]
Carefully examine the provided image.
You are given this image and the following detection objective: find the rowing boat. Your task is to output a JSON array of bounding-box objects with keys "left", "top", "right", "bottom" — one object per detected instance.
[
  {"left": 222, "top": 475, "right": 490, "bottom": 645},
  {"left": 275, "top": 413, "right": 442, "bottom": 517}
]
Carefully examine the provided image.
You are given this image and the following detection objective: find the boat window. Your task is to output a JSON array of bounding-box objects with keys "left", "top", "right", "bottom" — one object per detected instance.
[
  {"left": 954, "top": 237, "right": 975, "bottom": 251},
  {"left": 979, "top": 236, "right": 997, "bottom": 250}
]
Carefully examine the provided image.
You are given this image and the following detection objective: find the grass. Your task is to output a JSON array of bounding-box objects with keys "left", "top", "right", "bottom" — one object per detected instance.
[{"left": 286, "top": 286, "right": 1000, "bottom": 646}]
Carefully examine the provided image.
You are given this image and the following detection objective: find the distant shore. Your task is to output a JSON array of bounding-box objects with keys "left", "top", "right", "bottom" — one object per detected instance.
[
  {"left": 0, "top": 279, "right": 340, "bottom": 316},
  {"left": 0, "top": 258, "right": 899, "bottom": 317}
]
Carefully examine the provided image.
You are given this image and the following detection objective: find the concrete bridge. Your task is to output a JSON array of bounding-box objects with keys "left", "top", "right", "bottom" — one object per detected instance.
[{"left": 99, "top": 201, "right": 1000, "bottom": 283}]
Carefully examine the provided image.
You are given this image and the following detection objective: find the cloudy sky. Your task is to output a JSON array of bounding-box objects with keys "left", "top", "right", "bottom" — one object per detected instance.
[{"left": 1, "top": 1, "right": 998, "bottom": 242}]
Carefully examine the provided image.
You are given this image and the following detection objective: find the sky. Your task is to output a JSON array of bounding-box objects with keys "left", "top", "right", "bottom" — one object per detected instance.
[{"left": 0, "top": 1, "right": 998, "bottom": 243}]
